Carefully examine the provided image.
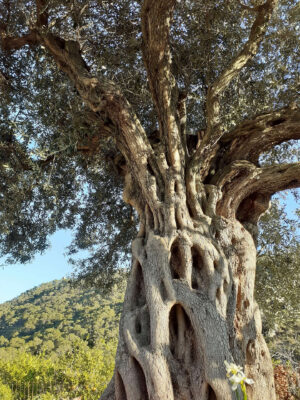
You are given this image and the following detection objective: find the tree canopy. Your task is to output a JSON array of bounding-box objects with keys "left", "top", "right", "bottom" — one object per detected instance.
[
  {"left": 0, "top": 1, "right": 299, "bottom": 287},
  {"left": 1, "top": 2, "right": 300, "bottom": 398},
  {"left": 0, "top": 0, "right": 298, "bottom": 289}
]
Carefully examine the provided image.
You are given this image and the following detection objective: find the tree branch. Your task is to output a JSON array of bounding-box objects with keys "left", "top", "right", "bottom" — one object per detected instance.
[
  {"left": 252, "top": 162, "right": 300, "bottom": 194},
  {"left": 215, "top": 161, "right": 300, "bottom": 221},
  {"left": 0, "top": 0, "right": 47, "bottom": 49},
  {"left": 36, "top": 0, "right": 48, "bottom": 27},
  {"left": 141, "top": 0, "right": 184, "bottom": 168},
  {"left": 0, "top": 6, "right": 165, "bottom": 214},
  {"left": 0, "top": 31, "right": 38, "bottom": 50},
  {"left": 218, "top": 105, "right": 300, "bottom": 165},
  {"left": 39, "top": 33, "right": 160, "bottom": 170},
  {"left": 206, "top": 0, "right": 277, "bottom": 134},
  {"left": 236, "top": 162, "right": 300, "bottom": 224},
  {"left": 189, "top": 0, "right": 277, "bottom": 177}
]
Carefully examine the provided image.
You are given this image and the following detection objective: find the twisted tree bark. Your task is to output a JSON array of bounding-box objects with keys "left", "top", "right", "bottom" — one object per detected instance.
[
  {"left": 1, "top": 1, "right": 299, "bottom": 399},
  {"left": 101, "top": 165, "right": 278, "bottom": 400}
]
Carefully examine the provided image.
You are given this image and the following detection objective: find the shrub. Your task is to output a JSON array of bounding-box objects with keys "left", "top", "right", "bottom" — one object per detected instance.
[{"left": 0, "top": 381, "right": 13, "bottom": 400}]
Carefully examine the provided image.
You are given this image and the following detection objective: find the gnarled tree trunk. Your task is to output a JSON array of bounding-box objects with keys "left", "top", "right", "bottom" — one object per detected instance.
[
  {"left": 102, "top": 173, "right": 276, "bottom": 400},
  {"left": 2, "top": 1, "right": 299, "bottom": 399}
]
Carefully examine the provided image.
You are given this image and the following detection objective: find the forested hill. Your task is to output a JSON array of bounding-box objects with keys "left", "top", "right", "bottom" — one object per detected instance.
[
  {"left": 0, "top": 279, "right": 126, "bottom": 399},
  {"left": 0, "top": 278, "right": 125, "bottom": 353},
  {"left": 0, "top": 273, "right": 298, "bottom": 399}
]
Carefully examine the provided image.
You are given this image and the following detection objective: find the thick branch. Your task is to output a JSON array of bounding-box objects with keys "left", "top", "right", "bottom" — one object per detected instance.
[
  {"left": 0, "top": 31, "right": 38, "bottom": 50},
  {"left": 0, "top": 20, "right": 164, "bottom": 215},
  {"left": 206, "top": 0, "right": 277, "bottom": 135},
  {"left": 251, "top": 162, "right": 300, "bottom": 194},
  {"left": 0, "top": 0, "right": 47, "bottom": 49},
  {"left": 219, "top": 105, "right": 300, "bottom": 164},
  {"left": 39, "top": 34, "right": 163, "bottom": 187},
  {"left": 215, "top": 161, "right": 300, "bottom": 221},
  {"left": 236, "top": 162, "right": 300, "bottom": 224},
  {"left": 141, "top": 0, "right": 183, "bottom": 168},
  {"left": 189, "top": 0, "right": 277, "bottom": 177},
  {"left": 36, "top": 0, "right": 48, "bottom": 27}
]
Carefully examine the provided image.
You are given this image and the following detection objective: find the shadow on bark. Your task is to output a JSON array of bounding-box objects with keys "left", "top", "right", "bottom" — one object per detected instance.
[
  {"left": 169, "top": 303, "right": 196, "bottom": 364},
  {"left": 130, "top": 261, "right": 146, "bottom": 309},
  {"left": 208, "top": 385, "right": 217, "bottom": 400},
  {"left": 116, "top": 371, "right": 127, "bottom": 400},
  {"left": 135, "top": 306, "right": 151, "bottom": 346},
  {"left": 170, "top": 239, "right": 185, "bottom": 279},
  {"left": 191, "top": 245, "right": 206, "bottom": 291},
  {"left": 131, "top": 357, "right": 149, "bottom": 400}
]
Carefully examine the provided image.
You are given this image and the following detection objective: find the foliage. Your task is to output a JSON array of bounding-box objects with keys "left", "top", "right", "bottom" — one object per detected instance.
[
  {"left": 256, "top": 200, "right": 300, "bottom": 362},
  {"left": 0, "top": 0, "right": 299, "bottom": 289},
  {"left": 0, "top": 278, "right": 124, "bottom": 352},
  {"left": 0, "top": 264, "right": 298, "bottom": 398},
  {"left": 0, "top": 279, "right": 124, "bottom": 399},
  {"left": 0, "top": 381, "right": 13, "bottom": 400},
  {"left": 0, "top": 340, "right": 115, "bottom": 399}
]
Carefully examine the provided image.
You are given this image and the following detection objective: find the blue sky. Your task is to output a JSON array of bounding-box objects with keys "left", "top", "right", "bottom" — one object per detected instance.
[
  {"left": 0, "top": 230, "right": 74, "bottom": 304},
  {"left": 0, "top": 193, "right": 298, "bottom": 304}
]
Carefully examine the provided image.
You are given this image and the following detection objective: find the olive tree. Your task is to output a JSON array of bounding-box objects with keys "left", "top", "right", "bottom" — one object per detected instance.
[{"left": 0, "top": 0, "right": 299, "bottom": 399}]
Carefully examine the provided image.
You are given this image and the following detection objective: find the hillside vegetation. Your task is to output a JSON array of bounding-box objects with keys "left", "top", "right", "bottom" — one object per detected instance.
[
  {"left": 0, "top": 237, "right": 299, "bottom": 400},
  {"left": 0, "top": 279, "right": 124, "bottom": 352},
  {"left": 0, "top": 279, "right": 126, "bottom": 399}
]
